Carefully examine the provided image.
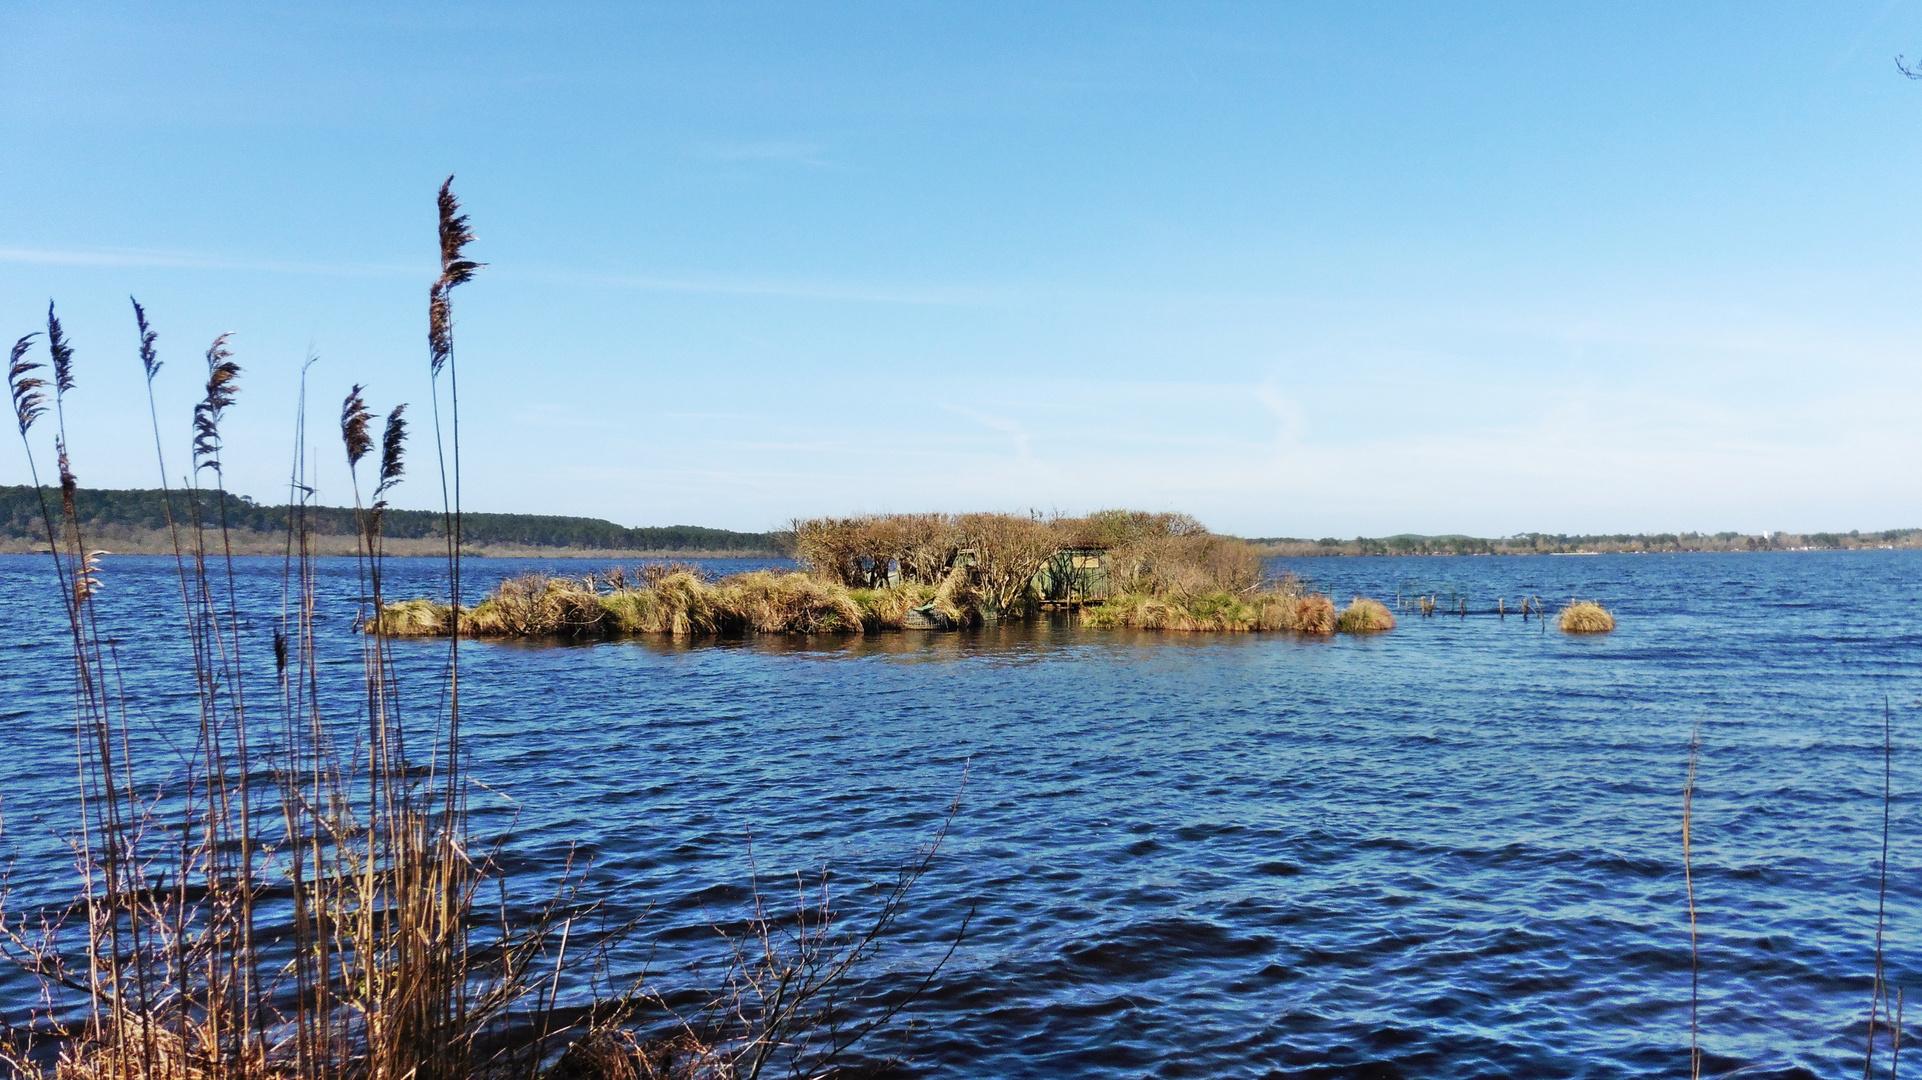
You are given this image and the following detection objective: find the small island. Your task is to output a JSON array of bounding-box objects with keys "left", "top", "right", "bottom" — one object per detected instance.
[{"left": 374, "top": 510, "right": 1398, "bottom": 638}]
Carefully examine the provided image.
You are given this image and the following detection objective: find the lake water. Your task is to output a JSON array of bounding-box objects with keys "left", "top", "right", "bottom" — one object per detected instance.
[{"left": 0, "top": 551, "right": 1916, "bottom": 1079}]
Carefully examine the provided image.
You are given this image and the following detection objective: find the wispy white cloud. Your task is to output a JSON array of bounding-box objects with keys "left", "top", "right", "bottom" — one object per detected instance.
[
  {"left": 0, "top": 245, "right": 424, "bottom": 278},
  {"left": 686, "top": 139, "right": 840, "bottom": 168},
  {"left": 512, "top": 266, "right": 1015, "bottom": 306},
  {"left": 0, "top": 243, "right": 1013, "bottom": 306},
  {"left": 938, "top": 404, "right": 1033, "bottom": 457}
]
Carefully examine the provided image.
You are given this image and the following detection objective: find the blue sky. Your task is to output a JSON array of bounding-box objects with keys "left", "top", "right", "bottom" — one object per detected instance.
[{"left": 5, "top": 2, "right": 1922, "bottom": 537}]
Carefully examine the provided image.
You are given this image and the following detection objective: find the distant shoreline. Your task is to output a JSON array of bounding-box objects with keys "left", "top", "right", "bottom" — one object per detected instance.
[
  {"left": 7, "top": 485, "right": 1915, "bottom": 561},
  {"left": 1246, "top": 530, "right": 1922, "bottom": 557},
  {"left": 0, "top": 533, "right": 780, "bottom": 559}
]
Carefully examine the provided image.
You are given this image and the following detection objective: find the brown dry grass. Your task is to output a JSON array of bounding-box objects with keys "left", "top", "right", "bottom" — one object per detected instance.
[
  {"left": 1292, "top": 593, "right": 1336, "bottom": 636},
  {"left": 1336, "top": 596, "right": 1395, "bottom": 634},
  {"left": 385, "top": 510, "right": 1284, "bottom": 638},
  {"left": 1080, "top": 577, "right": 1344, "bottom": 635},
  {"left": 1559, "top": 600, "right": 1615, "bottom": 634}
]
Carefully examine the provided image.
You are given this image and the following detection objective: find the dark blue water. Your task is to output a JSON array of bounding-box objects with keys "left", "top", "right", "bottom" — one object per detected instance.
[{"left": 0, "top": 551, "right": 1916, "bottom": 1079}]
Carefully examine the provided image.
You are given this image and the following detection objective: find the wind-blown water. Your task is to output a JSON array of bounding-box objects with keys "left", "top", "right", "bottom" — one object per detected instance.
[{"left": 0, "top": 551, "right": 1916, "bottom": 1079}]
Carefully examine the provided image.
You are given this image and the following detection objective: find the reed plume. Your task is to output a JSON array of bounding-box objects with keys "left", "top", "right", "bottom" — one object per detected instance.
[
  {"left": 9, "top": 334, "right": 46, "bottom": 437},
  {"left": 428, "top": 177, "right": 480, "bottom": 377},
  {"left": 376, "top": 404, "right": 407, "bottom": 504},
  {"left": 46, "top": 302, "right": 74, "bottom": 395},
  {"left": 1682, "top": 721, "right": 1702, "bottom": 1080},
  {"left": 131, "top": 298, "right": 159, "bottom": 382},
  {"left": 341, "top": 384, "right": 373, "bottom": 468},
  {"left": 191, "top": 334, "right": 238, "bottom": 473},
  {"left": 426, "top": 175, "right": 481, "bottom": 826}
]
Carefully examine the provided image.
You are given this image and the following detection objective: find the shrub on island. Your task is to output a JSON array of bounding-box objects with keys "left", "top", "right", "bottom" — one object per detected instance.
[{"left": 374, "top": 510, "right": 1371, "bottom": 639}]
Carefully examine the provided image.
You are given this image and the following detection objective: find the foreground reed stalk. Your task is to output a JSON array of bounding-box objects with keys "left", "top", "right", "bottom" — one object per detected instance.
[
  {"left": 1682, "top": 715, "right": 1908, "bottom": 1079},
  {"left": 4, "top": 180, "right": 956, "bottom": 1080},
  {"left": 1682, "top": 722, "right": 1701, "bottom": 1080},
  {"left": 0, "top": 188, "right": 561, "bottom": 1080}
]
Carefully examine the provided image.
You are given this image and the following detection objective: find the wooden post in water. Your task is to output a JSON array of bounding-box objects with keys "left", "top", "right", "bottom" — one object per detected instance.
[{"left": 1499, "top": 597, "right": 1506, "bottom": 619}]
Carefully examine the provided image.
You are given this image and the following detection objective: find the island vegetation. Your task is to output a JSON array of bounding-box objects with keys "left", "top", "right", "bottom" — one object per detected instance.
[{"left": 374, "top": 511, "right": 1397, "bottom": 638}]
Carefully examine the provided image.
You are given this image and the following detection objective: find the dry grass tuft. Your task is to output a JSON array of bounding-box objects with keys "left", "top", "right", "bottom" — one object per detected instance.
[
  {"left": 1081, "top": 576, "right": 1339, "bottom": 635},
  {"left": 722, "top": 570, "right": 867, "bottom": 634},
  {"left": 1336, "top": 596, "right": 1395, "bottom": 635},
  {"left": 383, "top": 570, "right": 878, "bottom": 638},
  {"left": 466, "top": 571, "right": 607, "bottom": 636},
  {"left": 1292, "top": 593, "right": 1337, "bottom": 636},
  {"left": 546, "top": 1027, "right": 722, "bottom": 1080},
  {"left": 373, "top": 595, "right": 448, "bottom": 635},
  {"left": 1559, "top": 600, "right": 1615, "bottom": 634}
]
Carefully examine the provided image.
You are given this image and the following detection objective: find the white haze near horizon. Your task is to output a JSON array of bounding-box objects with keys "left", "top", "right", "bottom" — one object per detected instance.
[{"left": 2, "top": 2, "right": 1921, "bottom": 539}]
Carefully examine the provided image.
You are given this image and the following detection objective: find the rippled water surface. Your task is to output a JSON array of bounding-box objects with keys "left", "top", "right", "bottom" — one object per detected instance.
[{"left": 1, "top": 551, "right": 1918, "bottom": 1079}]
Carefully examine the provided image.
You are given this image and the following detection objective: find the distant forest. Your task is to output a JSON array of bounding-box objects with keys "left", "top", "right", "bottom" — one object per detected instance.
[
  {"left": 0, "top": 486, "right": 781, "bottom": 554},
  {"left": 1246, "top": 529, "right": 1922, "bottom": 556}
]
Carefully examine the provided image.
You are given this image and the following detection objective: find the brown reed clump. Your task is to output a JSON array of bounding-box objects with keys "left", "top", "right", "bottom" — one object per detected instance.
[
  {"left": 598, "top": 569, "right": 866, "bottom": 635},
  {"left": 1559, "top": 600, "right": 1615, "bottom": 634},
  {"left": 720, "top": 569, "right": 868, "bottom": 633},
  {"left": 377, "top": 569, "right": 878, "bottom": 638},
  {"left": 374, "top": 595, "right": 450, "bottom": 635},
  {"left": 1080, "top": 576, "right": 1334, "bottom": 634},
  {"left": 1336, "top": 596, "right": 1395, "bottom": 634},
  {"left": 465, "top": 571, "right": 607, "bottom": 635},
  {"left": 1293, "top": 593, "right": 1337, "bottom": 636}
]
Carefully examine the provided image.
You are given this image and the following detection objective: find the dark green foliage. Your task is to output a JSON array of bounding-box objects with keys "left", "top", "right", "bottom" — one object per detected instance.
[{"left": 0, "top": 485, "right": 779, "bottom": 552}]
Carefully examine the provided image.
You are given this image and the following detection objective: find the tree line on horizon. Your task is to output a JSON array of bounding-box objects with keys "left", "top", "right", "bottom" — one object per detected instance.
[
  {"left": 0, "top": 484, "right": 781, "bottom": 553},
  {"left": 9, "top": 485, "right": 1914, "bottom": 559},
  {"left": 1246, "top": 528, "right": 1922, "bottom": 556}
]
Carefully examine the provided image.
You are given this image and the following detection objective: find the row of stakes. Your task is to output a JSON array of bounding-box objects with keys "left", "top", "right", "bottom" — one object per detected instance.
[{"left": 1398, "top": 593, "right": 1546, "bottom": 619}]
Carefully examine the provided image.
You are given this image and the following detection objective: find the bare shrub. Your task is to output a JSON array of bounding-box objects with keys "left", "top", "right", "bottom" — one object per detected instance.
[{"left": 953, "top": 513, "right": 1062, "bottom": 619}]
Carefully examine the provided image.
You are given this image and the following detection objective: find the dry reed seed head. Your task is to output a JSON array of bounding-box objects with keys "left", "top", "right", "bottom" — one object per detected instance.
[
  {"left": 436, "top": 175, "right": 481, "bottom": 286},
  {"left": 73, "top": 550, "right": 105, "bottom": 603},
  {"left": 130, "top": 296, "right": 159, "bottom": 382},
  {"left": 8, "top": 334, "right": 47, "bottom": 436},
  {"left": 191, "top": 334, "right": 239, "bottom": 470},
  {"left": 45, "top": 302, "right": 74, "bottom": 395},
  {"left": 375, "top": 404, "right": 408, "bottom": 499},
  {"left": 428, "top": 282, "right": 452, "bottom": 376},
  {"left": 55, "top": 436, "right": 76, "bottom": 500},
  {"left": 340, "top": 384, "right": 374, "bottom": 468}
]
